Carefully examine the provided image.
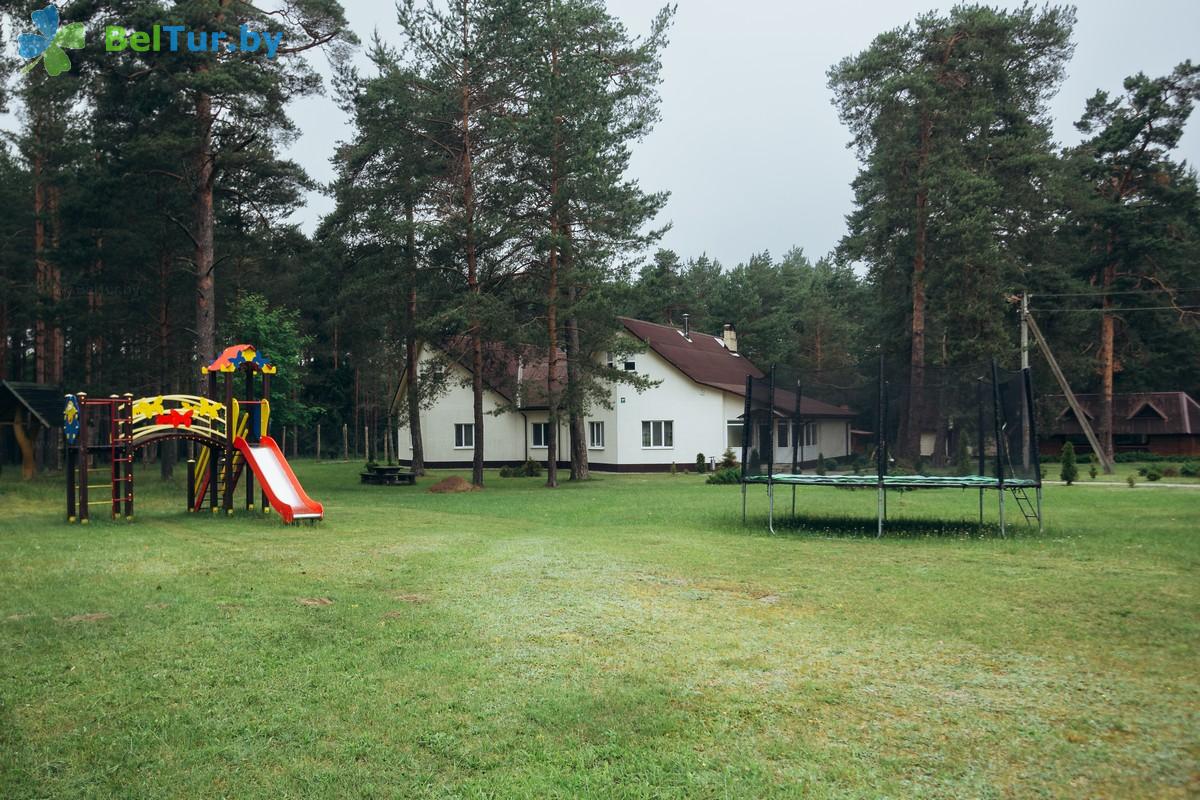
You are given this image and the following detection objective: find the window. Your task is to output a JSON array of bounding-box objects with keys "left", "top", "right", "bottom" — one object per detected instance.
[
  {"left": 623, "top": 360, "right": 637, "bottom": 372},
  {"left": 727, "top": 421, "right": 743, "bottom": 448},
  {"left": 777, "top": 421, "right": 789, "bottom": 448},
  {"left": 641, "top": 420, "right": 673, "bottom": 448},
  {"left": 531, "top": 422, "right": 549, "bottom": 448},
  {"left": 799, "top": 422, "right": 817, "bottom": 448},
  {"left": 454, "top": 423, "right": 474, "bottom": 449},
  {"left": 588, "top": 421, "right": 605, "bottom": 449}
]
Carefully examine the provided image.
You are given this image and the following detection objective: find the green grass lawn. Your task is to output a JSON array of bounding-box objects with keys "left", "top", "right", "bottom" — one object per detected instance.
[{"left": 1, "top": 462, "right": 1197, "bottom": 798}]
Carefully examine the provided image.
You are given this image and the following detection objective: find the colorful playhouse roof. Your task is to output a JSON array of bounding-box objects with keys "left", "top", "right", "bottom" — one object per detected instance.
[{"left": 204, "top": 344, "right": 277, "bottom": 374}]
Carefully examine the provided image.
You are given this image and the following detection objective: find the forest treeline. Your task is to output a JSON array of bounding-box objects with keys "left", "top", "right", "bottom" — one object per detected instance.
[{"left": 1, "top": 1, "right": 1197, "bottom": 485}]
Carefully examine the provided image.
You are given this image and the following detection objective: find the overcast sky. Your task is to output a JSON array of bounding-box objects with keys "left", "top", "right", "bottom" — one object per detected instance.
[
  {"left": 5, "top": 1, "right": 1198, "bottom": 269},
  {"left": 283, "top": 0, "right": 1199, "bottom": 269}
]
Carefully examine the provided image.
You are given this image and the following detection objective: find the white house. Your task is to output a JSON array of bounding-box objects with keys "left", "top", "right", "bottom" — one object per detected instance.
[{"left": 393, "top": 317, "right": 855, "bottom": 471}]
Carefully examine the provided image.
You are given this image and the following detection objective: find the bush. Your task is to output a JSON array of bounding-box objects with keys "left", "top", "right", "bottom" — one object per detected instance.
[
  {"left": 1181, "top": 462, "right": 1199, "bottom": 477},
  {"left": 1088, "top": 465, "right": 1098, "bottom": 480},
  {"left": 1059, "top": 441, "right": 1078, "bottom": 485},
  {"left": 1127, "top": 474, "right": 1137, "bottom": 488},
  {"left": 501, "top": 459, "right": 542, "bottom": 478},
  {"left": 706, "top": 467, "right": 741, "bottom": 485},
  {"left": 1138, "top": 467, "right": 1148, "bottom": 476},
  {"left": 1146, "top": 467, "right": 1162, "bottom": 481},
  {"left": 1162, "top": 466, "right": 1179, "bottom": 478},
  {"left": 824, "top": 458, "right": 839, "bottom": 472},
  {"left": 719, "top": 447, "right": 737, "bottom": 469},
  {"left": 816, "top": 452, "right": 827, "bottom": 476},
  {"left": 695, "top": 453, "right": 707, "bottom": 474}
]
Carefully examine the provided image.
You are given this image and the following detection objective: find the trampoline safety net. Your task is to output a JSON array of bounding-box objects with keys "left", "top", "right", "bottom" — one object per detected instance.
[{"left": 737, "top": 358, "right": 1042, "bottom": 535}]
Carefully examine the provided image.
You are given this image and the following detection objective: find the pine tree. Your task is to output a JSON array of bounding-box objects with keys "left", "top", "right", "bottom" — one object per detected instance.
[
  {"left": 1064, "top": 62, "right": 1200, "bottom": 460},
  {"left": 829, "top": 5, "right": 1075, "bottom": 458}
]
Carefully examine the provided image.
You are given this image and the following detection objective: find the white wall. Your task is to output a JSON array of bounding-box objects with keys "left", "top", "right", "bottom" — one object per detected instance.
[
  {"left": 404, "top": 350, "right": 526, "bottom": 464},
  {"left": 597, "top": 346, "right": 730, "bottom": 468}
]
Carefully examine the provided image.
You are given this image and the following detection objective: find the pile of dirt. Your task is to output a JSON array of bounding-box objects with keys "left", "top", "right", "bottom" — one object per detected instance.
[{"left": 428, "top": 476, "right": 480, "bottom": 494}]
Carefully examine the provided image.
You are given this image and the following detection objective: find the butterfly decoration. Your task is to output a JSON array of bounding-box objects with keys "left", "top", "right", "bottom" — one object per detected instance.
[{"left": 19, "top": 5, "right": 85, "bottom": 78}]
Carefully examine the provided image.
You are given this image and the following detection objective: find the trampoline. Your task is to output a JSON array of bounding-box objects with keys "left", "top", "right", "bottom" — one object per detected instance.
[{"left": 738, "top": 358, "right": 1043, "bottom": 536}]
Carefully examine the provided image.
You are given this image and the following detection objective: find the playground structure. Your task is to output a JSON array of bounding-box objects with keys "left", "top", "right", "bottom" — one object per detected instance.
[
  {"left": 64, "top": 344, "right": 323, "bottom": 524},
  {"left": 739, "top": 358, "right": 1042, "bottom": 536}
]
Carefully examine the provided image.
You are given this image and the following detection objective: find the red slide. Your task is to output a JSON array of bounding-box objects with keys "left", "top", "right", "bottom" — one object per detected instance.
[{"left": 233, "top": 435, "right": 324, "bottom": 523}]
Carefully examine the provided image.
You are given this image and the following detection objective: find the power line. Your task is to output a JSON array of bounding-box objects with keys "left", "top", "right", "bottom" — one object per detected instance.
[
  {"left": 1031, "top": 287, "right": 1200, "bottom": 298},
  {"left": 1032, "top": 305, "right": 1200, "bottom": 313}
]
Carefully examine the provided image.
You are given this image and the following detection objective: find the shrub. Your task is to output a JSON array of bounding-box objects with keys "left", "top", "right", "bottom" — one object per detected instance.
[
  {"left": 695, "top": 453, "right": 707, "bottom": 474},
  {"left": 1059, "top": 441, "right": 1078, "bottom": 485},
  {"left": 719, "top": 447, "right": 737, "bottom": 469},
  {"left": 1127, "top": 474, "right": 1137, "bottom": 488},
  {"left": 1162, "top": 466, "right": 1179, "bottom": 478},
  {"left": 499, "top": 465, "right": 515, "bottom": 478},
  {"left": 824, "top": 458, "right": 839, "bottom": 472},
  {"left": 1181, "top": 462, "right": 1199, "bottom": 477},
  {"left": 706, "top": 467, "right": 741, "bottom": 485},
  {"left": 1146, "top": 467, "right": 1162, "bottom": 481},
  {"left": 1138, "top": 467, "right": 1148, "bottom": 476},
  {"left": 1088, "top": 465, "right": 1098, "bottom": 480},
  {"left": 816, "top": 453, "right": 827, "bottom": 476},
  {"left": 521, "top": 458, "right": 542, "bottom": 477}
]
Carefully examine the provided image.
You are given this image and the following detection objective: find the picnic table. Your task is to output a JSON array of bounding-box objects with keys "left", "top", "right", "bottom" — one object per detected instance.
[{"left": 360, "top": 464, "right": 416, "bottom": 486}]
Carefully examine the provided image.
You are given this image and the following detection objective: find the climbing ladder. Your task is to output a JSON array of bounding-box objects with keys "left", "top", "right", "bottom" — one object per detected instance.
[
  {"left": 74, "top": 395, "right": 134, "bottom": 522},
  {"left": 1008, "top": 485, "right": 1041, "bottom": 530}
]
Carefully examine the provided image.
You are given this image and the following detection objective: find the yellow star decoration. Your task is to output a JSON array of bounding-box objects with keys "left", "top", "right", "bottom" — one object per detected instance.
[
  {"left": 262, "top": 364, "right": 278, "bottom": 374},
  {"left": 181, "top": 397, "right": 225, "bottom": 421},
  {"left": 133, "top": 396, "right": 166, "bottom": 420},
  {"left": 242, "top": 347, "right": 257, "bottom": 363}
]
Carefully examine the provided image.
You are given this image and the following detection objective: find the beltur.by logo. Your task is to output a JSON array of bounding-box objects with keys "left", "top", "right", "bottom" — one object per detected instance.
[
  {"left": 106, "top": 24, "right": 284, "bottom": 58},
  {"left": 19, "top": 4, "right": 85, "bottom": 77}
]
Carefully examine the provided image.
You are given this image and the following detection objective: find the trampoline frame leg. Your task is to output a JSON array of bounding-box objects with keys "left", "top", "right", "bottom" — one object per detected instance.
[
  {"left": 791, "top": 485, "right": 796, "bottom": 519},
  {"left": 741, "top": 481, "right": 747, "bottom": 525},
  {"left": 998, "top": 486, "right": 1007, "bottom": 538},
  {"left": 876, "top": 486, "right": 884, "bottom": 538},
  {"left": 1036, "top": 485, "right": 1043, "bottom": 534},
  {"left": 767, "top": 482, "right": 775, "bottom": 535}
]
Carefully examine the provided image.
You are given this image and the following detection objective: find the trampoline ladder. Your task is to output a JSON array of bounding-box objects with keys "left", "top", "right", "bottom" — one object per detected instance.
[{"left": 1008, "top": 487, "right": 1039, "bottom": 527}]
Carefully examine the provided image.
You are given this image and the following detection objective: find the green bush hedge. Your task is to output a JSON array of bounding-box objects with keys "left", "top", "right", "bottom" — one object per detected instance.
[{"left": 706, "top": 467, "right": 742, "bottom": 485}]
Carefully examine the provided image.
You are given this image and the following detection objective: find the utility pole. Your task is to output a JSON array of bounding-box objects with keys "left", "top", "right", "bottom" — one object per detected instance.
[
  {"left": 1020, "top": 293, "right": 1030, "bottom": 370},
  {"left": 1023, "top": 307, "right": 1115, "bottom": 474},
  {"left": 1020, "top": 293, "right": 1030, "bottom": 469}
]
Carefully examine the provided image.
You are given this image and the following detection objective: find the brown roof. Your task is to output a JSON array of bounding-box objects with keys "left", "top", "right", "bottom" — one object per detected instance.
[
  {"left": 617, "top": 317, "right": 855, "bottom": 418},
  {"left": 1047, "top": 392, "right": 1199, "bottom": 436}
]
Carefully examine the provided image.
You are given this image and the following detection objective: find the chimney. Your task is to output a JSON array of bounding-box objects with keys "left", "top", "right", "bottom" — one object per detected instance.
[
  {"left": 682, "top": 313, "right": 690, "bottom": 340},
  {"left": 722, "top": 323, "right": 738, "bottom": 353}
]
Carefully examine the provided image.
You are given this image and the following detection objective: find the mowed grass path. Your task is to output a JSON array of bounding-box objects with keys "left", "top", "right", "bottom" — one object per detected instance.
[{"left": 1, "top": 463, "right": 1197, "bottom": 798}]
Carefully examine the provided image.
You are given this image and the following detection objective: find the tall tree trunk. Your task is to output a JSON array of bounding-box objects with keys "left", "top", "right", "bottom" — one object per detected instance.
[
  {"left": 0, "top": 288, "right": 7, "bottom": 380},
  {"left": 194, "top": 88, "right": 217, "bottom": 380},
  {"left": 545, "top": 228, "right": 559, "bottom": 487},
  {"left": 1097, "top": 260, "right": 1117, "bottom": 461},
  {"left": 565, "top": 268, "right": 588, "bottom": 480},
  {"left": 904, "top": 112, "right": 932, "bottom": 460},
  {"left": 404, "top": 201, "right": 425, "bottom": 476},
  {"left": 159, "top": 247, "right": 176, "bottom": 479},
  {"left": 33, "top": 142, "right": 47, "bottom": 385},
  {"left": 461, "top": 11, "right": 485, "bottom": 488}
]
